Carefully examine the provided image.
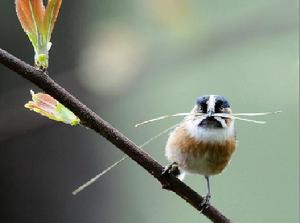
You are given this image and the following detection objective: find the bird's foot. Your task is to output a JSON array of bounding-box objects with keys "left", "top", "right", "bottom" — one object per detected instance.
[
  {"left": 161, "top": 162, "right": 180, "bottom": 177},
  {"left": 199, "top": 194, "right": 211, "bottom": 213},
  {"left": 160, "top": 162, "right": 180, "bottom": 189}
]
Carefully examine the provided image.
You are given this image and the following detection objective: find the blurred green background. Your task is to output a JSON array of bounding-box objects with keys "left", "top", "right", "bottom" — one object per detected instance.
[{"left": 0, "top": 0, "right": 298, "bottom": 223}]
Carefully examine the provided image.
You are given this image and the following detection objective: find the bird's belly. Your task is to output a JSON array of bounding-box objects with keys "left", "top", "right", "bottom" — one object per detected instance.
[
  {"left": 183, "top": 143, "right": 235, "bottom": 175},
  {"left": 166, "top": 135, "right": 236, "bottom": 176}
]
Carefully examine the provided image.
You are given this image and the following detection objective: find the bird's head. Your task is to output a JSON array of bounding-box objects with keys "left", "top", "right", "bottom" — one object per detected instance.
[
  {"left": 190, "top": 95, "right": 233, "bottom": 129},
  {"left": 183, "top": 95, "right": 235, "bottom": 142}
]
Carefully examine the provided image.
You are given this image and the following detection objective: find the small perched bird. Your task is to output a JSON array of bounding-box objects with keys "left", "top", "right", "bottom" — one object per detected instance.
[
  {"left": 72, "top": 94, "right": 279, "bottom": 197},
  {"left": 165, "top": 95, "right": 236, "bottom": 206}
]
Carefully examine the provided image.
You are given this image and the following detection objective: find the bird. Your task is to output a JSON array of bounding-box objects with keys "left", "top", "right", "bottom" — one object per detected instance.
[{"left": 164, "top": 95, "right": 236, "bottom": 208}]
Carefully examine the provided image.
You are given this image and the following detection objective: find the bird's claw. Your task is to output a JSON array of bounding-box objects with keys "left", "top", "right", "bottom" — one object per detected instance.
[
  {"left": 160, "top": 163, "right": 180, "bottom": 189},
  {"left": 161, "top": 162, "right": 180, "bottom": 177},
  {"left": 199, "top": 194, "right": 211, "bottom": 213}
]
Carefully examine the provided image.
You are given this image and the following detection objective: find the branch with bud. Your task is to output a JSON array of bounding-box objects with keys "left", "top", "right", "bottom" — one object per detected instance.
[
  {"left": 0, "top": 47, "right": 232, "bottom": 223},
  {"left": 0, "top": 1, "right": 233, "bottom": 222}
]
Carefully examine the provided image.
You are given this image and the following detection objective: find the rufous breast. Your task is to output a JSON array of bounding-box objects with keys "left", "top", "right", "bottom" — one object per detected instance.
[{"left": 165, "top": 125, "right": 236, "bottom": 176}]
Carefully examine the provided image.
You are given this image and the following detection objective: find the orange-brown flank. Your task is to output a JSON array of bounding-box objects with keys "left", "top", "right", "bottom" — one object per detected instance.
[{"left": 166, "top": 125, "right": 236, "bottom": 176}]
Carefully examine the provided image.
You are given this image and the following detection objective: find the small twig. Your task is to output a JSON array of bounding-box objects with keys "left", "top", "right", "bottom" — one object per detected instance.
[{"left": 0, "top": 48, "right": 233, "bottom": 223}]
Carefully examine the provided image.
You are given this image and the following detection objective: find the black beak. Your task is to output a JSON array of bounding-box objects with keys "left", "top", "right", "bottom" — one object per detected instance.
[
  {"left": 199, "top": 116, "right": 223, "bottom": 128},
  {"left": 199, "top": 110, "right": 223, "bottom": 128}
]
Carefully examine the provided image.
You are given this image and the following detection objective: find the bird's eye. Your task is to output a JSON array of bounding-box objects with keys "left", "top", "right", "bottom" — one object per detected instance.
[
  {"left": 196, "top": 96, "right": 209, "bottom": 113},
  {"left": 197, "top": 106, "right": 203, "bottom": 113},
  {"left": 199, "top": 103, "right": 207, "bottom": 113},
  {"left": 215, "top": 101, "right": 225, "bottom": 113}
]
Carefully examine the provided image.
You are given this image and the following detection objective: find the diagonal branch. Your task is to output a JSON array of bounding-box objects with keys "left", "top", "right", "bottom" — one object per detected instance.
[{"left": 0, "top": 48, "right": 233, "bottom": 223}]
